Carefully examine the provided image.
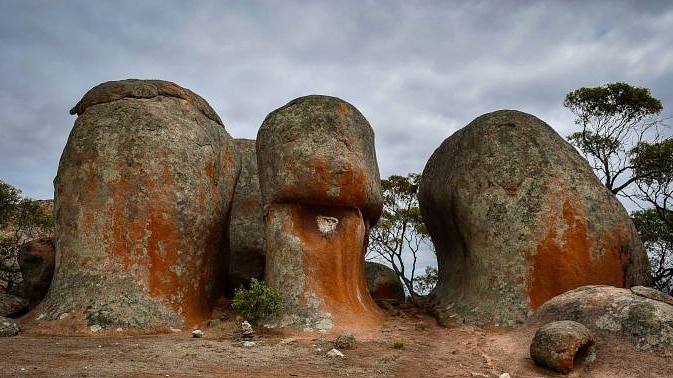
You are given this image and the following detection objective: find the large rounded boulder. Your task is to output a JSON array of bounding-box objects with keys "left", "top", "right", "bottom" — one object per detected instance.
[
  {"left": 257, "top": 95, "right": 384, "bottom": 333},
  {"left": 527, "top": 285, "right": 673, "bottom": 357},
  {"left": 419, "top": 110, "right": 650, "bottom": 326},
  {"left": 227, "top": 139, "right": 266, "bottom": 291},
  {"left": 41, "top": 79, "right": 240, "bottom": 330}
]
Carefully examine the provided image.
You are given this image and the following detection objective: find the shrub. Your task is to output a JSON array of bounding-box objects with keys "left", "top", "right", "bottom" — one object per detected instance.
[
  {"left": 231, "top": 278, "right": 283, "bottom": 325},
  {"left": 334, "top": 333, "right": 356, "bottom": 349},
  {"left": 392, "top": 339, "right": 405, "bottom": 349}
]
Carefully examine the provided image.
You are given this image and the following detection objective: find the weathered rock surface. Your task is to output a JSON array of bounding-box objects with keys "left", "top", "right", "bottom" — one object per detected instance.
[
  {"left": 42, "top": 79, "right": 240, "bottom": 330},
  {"left": 529, "top": 320, "right": 595, "bottom": 374},
  {"left": 257, "top": 95, "right": 384, "bottom": 333},
  {"left": 0, "top": 316, "right": 19, "bottom": 337},
  {"left": 419, "top": 110, "right": 650, "bottom": 326},
  {"left": 527, "top": 285, "right": 673, "bottom": 357},
  {"left": 228, "top": 139, "right": 265, "bottom": 291},
  {"left": 16, "top": 237, "right": 55, "bottom": 307},
  {"left": 0, "top": 293, "right": 28, "bottom": 317},
  {"left": 257, "top": 95, "right": 383, "bottom": 223},
  {"left": 365, "top": 261, "right": 406, "bottom": 304}
]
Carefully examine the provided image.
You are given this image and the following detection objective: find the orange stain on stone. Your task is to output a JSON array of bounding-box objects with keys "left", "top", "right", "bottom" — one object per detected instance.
[
  {"left": 288, "top": 204, "right": 384, "bottom": 333},
  {"left": 105, "top": 167, "right": 213, "bottom": 326},
  {"left": 528, "top": 200, "right": 627, "bottom": 309}
]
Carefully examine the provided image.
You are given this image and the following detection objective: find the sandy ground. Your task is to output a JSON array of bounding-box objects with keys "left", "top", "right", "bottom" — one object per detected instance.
[{"left": 1, "top": 303, "right": 671, "bottom": 378}]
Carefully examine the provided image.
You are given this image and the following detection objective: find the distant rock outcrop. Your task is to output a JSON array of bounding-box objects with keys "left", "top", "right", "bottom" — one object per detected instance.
[
  {"left": 0, "top": 293, "right": 28, "bottom": 317},
  {"left": 16, "top": 237, "right": 55, "bottom": 307},
  {"left": 227, "top": 139, "right": 265, "bottom": 292},
  {"left": 527, "top": 285, "right": 673, "bottom": 357},
  {"left": 257, "top": 95, "right": 384, "bottom": 333},
  {"left": 365, "top": 262, "right": 405, "bottom": 304},
  {"left": 41, "top": 79, "right": 240, "bottom": 330},
  {"left": 419, "top": 110, "right": 651, "bottom": 326}
]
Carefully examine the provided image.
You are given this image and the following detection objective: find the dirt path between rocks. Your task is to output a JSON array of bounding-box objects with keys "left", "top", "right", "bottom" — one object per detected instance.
[{"left": 1, "top": 306, "right": 670, "bottom": 377}]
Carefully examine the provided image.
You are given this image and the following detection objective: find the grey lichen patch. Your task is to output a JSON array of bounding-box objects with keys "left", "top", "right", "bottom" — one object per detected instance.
[{"left": 316, "top": 216, "right": 339, "bottom": 234}]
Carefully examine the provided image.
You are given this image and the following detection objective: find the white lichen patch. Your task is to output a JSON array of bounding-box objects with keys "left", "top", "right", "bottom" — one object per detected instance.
[{"left": 316, "top": 216, "right": 339, "bottom": 234}]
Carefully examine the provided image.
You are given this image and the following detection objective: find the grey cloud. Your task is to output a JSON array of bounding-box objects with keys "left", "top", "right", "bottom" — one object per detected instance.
[{"left": 1, "top": 0, "right": 673, "bottom": 198}]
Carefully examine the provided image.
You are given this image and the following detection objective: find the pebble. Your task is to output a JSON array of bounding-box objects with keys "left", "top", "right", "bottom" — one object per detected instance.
[
  {"left": 326, "top": 348, "right": 344, "bottom": 358},
  {"left": 243, "top": 341, "right": 256, "bottom": 348}
]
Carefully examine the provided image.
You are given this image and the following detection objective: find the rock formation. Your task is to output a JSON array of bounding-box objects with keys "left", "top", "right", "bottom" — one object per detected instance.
[
  {"left": 527, "top": 285, "right": 673, "bottom": 357},
  {"left": 0, "top": 293, "right": 28, "bottom": 317},
  {"left": 16, "top": 237, "right": 55, "bottom": 307},
  {"left": 529, "top": 320, "right": 595, "bottom": 374},
  {"left": 41, "top": 79, "right": 240, "bottom": 330},
  {"left": 257, "top": 95, "right": 384, "bottom": 332},
  {"left": 228, "top": 139, "right": 265, "bottom": 292},
  {"left": 419, "top": 110, "right": 651, "bottom": 326},
  {"left": 365, "top": 261, "right": 406, "bottom": 304}
]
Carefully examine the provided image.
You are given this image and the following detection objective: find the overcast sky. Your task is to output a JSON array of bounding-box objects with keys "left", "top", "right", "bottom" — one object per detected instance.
[{"left": 2, "top": 0, "right": 672, "bottom": 201}]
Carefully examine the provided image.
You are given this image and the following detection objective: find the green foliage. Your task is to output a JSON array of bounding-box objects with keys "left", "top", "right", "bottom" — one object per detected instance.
[
  {"left": 0, "top": 180, "right": 22, "bottom": 228},
  {"left": 563, "top": 82, "right": 663, "bottom": 193},
  {"left": 564, "top": 82, "right": 662, "bottom": 126},
  {"left": 632, "top": 209, "right": 673, "bottom": 295},
  {"left": 334, "top": 333, "right": 356, "bottom": 349},
  {"left": 231, "top": 278, "right": 283, "bottom": 325},
  {"left": 630, "top": 139, "right": 673, "bottom": 185},
  {"left": 412, "top": 266, "right": 438, "bottom": 296},
  {"left": 367, "top": 173, "right": 435, "bottom": 298},
  {"left": 392, "top": 339, "right": 405, "bottom": 349},
  {"left": 0, "top": 180, "right": 54, "bottom": 293}
]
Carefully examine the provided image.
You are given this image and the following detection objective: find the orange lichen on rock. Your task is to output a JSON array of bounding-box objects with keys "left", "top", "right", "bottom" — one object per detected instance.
[
  {"left": 41, "top": 79, "right": 239, "bottom": 331},
  {"left": 529, "top": 200, "right": 628, "bottom": 309}
]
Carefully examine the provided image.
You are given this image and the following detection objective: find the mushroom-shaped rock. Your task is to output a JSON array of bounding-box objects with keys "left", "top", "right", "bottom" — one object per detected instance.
[
  {"left": 419, "top": 110, "right": 650, "bottom": 326},
  {"left": 257, "top": 95, "right": 384, "bottom": 333},
  {"left": 41, "top": 79, "right": 240, "bottom": 330},
  {"left": 227, "top": 139, "right": 266, "bottom": 292},
  {"left": 527, "top": 285, "right": 673, "bottom": 356},
  {"left": 365, "top": 262, "right": 406, "bottom": 304},
  {"left": 530, "top": 320, "right": 595, "bottom": 374}
]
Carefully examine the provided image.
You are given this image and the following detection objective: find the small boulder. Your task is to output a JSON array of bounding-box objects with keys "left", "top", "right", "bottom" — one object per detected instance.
[
  {"left": 0, "top": 316, "right": 20, "bottom": 337},
  {"left": 365, "top": 262, "right": 406, "bottom": 305},
  {"left": 530, "top": 320, "right": 595, "bottom": 374},
  {"left": 0, "top": 293, "right": 28, "bottom": 317}
]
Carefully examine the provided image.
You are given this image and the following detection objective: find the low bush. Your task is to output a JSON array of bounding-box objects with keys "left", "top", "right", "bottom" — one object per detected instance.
[{"left": 231, "top": 278, "right": 283, "bottom": 325}]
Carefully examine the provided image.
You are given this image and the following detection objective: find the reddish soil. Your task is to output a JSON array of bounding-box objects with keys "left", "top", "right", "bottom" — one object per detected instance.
[{"left": 1, "top": 303, "right": 670, "bottom": 377}]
